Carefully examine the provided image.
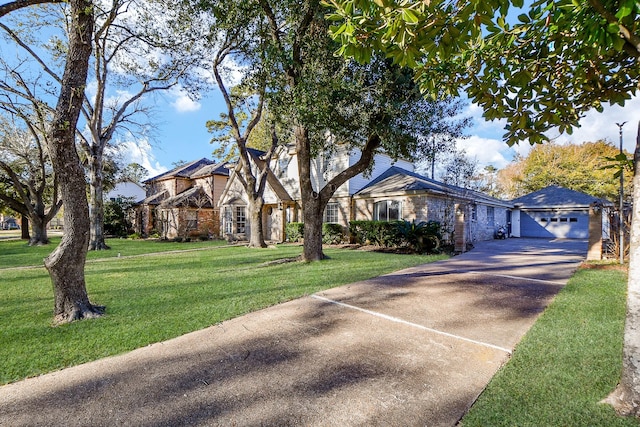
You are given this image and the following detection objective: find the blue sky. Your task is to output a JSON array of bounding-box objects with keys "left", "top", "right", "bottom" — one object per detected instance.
[{"left": 132, "top": 87, "right": 640, "bottom": 180}]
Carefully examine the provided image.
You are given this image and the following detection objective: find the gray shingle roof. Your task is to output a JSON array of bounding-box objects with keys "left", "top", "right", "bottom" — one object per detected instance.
[
  {"left": 144, "top": 158, "right": 230, "bottom": 183},
  {"left": 355, "top": 166, "right": 512, "bottom": 207},
  {"left": 511, "top": 185, "right": 613, "bottom": 208}
]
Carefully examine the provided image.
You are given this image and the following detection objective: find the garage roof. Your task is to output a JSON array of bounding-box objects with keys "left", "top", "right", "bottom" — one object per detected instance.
[{"left": 511, "top": 185, "right": 613, "bottom": 209}]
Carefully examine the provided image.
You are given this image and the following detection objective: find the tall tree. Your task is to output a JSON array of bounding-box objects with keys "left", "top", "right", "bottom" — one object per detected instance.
[
  {"left": 201, "top": 0, "right": 276, "bottom": 248},
  {"left": 326, "top": 0, "right": 640, "bottom": 415},
  {"left": 1, "top": 0, "right": 103, "bottom": 324},
  {"left": 0, "top": 115, "right": 61, "bottom": 244},
  {"left": 1, "top": 0, "right": 206, "bottom": 251},
  {"left": 80, "top": 0, "right": 205, "bottom": 250},
  {"left": 439, "top": 149, "right": 478, "bottom": 189},
  {"left": 256, "top": 0, "right": 469, "bottom": 261},
  {"left": 499, "top": 140, "right": 634, "bottom": 201}
]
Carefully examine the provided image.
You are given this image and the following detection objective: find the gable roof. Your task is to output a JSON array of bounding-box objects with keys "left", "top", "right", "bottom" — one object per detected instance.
[
  {"left": 217, "top": 149, "right": 293, "bottom": 207},
  {"left": 355, "top": 166, "right": 512, "bottom": 207},
  {"left": 160, "top": 186, "right": 213, "bottom": 208},
  {"left": 144, "top": 158, "right": 229, "bottom": 183},
  {"left": 511, "top": 185, "right": 613, "bottom": 209}
]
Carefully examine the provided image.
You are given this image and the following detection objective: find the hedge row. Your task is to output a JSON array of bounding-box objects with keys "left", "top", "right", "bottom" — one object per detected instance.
[
  {"left": 284, "top": 222, "right": 345, "bottom": 245},
  {"left": 285, "top": 220, "right": 442, "bottom": 253}
]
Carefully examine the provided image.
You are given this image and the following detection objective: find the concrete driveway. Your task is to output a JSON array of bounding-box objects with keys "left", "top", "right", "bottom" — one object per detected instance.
[{"left": 0, "top": 238, "right": 587, "bottom": 426}]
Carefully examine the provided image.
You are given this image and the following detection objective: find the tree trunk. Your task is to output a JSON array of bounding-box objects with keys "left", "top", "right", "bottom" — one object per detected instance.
[
  {"left": 604, "top": 121, "right": 640, "bottom": 416},
  {"left": 28, "top": 214, "right": 49, "bottom": 246},
  {"left": 88, "top": 153, "right": 110, "bottom": 250},
  {"left": 20, "top": 216, "right": 30, "bottom": 240},
  {"left": 295, "top": 125, "right": 326, "bottom": 261},
  {"left": 43, "top": 0, "right": 104, "bottom": 325},
  {"left": 248, "top": 197, "right": 267, "bottom": 248},
  {"left": 302, "top": 196, "right": 325, "bottom": 261}
]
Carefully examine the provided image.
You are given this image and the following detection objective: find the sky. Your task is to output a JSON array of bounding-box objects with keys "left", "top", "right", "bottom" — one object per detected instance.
[{"left": 128, "top": 88, "right": 640, "bottom": 180}]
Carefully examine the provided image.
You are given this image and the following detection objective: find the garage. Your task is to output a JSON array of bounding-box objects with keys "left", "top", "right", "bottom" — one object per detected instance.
[
  {"left": 519, "top": 209, "right": 589, "bottom": 238},
  {"left": 511, "top": 185, "right": 610, "bottom": 239}
]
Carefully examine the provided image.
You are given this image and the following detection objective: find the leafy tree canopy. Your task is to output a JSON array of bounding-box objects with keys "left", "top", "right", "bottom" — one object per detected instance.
[
  {"left": 324, "top": 0, "right": 640, "bottom": 145},
  {"left": 498, "top": 140, "right": 634, "bottom": 200}
]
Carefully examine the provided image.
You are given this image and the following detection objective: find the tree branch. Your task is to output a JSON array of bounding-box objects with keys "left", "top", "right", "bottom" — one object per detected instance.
[{"left": 0, "top": 0, "right": 63, "bottom": 17}]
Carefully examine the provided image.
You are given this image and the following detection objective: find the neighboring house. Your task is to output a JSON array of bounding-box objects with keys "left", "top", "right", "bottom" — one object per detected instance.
[
  {"left": 135, "top": 158, "right": 230, "bottom": 239},
  {"left": 353, "top": 166, "right": 512, "bottom": 245},
  {"left": 105, "top": 180, "right": 146, "bottom": 202},
  {"left": 219, "top": 145, "right": 511, "bottom": 250},
  {"left": 510, "top": 185, "right": 613, "bottom": 239}
]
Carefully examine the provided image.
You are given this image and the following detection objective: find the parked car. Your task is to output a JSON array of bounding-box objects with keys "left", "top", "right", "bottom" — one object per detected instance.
[{"left": 1, "top": 219, "right": 20, "bottom": 230}]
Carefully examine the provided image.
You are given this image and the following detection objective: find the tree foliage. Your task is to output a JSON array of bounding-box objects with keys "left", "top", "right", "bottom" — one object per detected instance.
[
  {"left": 324, "top": 0, "right": 640, "bottom": 145},
  {"left": 498, "top": 140, "right": 634, "bottom": 201},
  {"left": 0, "top": 115, "right": 61, "bottom": 245}
]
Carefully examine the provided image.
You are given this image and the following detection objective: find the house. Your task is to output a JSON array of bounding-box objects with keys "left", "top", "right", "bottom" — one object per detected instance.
[
  {"left": 353, "top": 166, "right": 512, "bottom": 247},
  {"left": 105, "top": 180, "right": 146, "bottom": 202},
  {"left": 219, "top": 146, "right": 512, "bottom": 251},
  {"left": 135, "top": 158, "right": 230, "bottom": 239},
  {"left": 510, "top": 185, "right": 613, "bottom": 239}
]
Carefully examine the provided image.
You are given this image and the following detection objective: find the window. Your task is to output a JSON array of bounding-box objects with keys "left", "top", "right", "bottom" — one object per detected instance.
[
  {"left": 186, "top": 210, "right": 197, "bottom": 230},
  {"left": 570, "top": 217, "right": 578, "bottom": 222},
  {"left": 374, "top": 200, "right": 402, "bottom": 221},
  {"left": 550, "top": 218, "right": 558, "bottom": 222},
  {"left": 324, "top": 203, "right": 339, "bottom": 223},
  {"left": 235, "top": 206, "right": 246, "bottom": 233},
  {"left": 560, "top": 217, "right": 568, "bottom": 222},
  {"left": 471, "top": 204, "right": 477, "bottom": 221},
  {"left": 486, "top": 206, "right": 495, "bottom": 226},
  {"left": 224, "top": 207, "right": 233, "bottom": 234}
]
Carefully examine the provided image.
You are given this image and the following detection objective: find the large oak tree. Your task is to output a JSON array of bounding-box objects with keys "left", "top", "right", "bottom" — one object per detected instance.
[
  {"left": 325, "top": 0, "right": 640, "bottom": 416},
  {"left": 197, "top": 0, "right": 468, "bottom": 261},
  {"left": 1, "top": 0, "right": 103, "bottom": 324}
]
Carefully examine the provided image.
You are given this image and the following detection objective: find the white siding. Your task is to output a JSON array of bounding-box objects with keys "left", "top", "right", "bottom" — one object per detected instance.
[{"left": 348, "top": 151, "right": 414, "bottom": 195}]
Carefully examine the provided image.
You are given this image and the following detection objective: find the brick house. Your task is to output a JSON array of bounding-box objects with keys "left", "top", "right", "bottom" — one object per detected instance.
[
  {"left": 135, "top": 159, "right": 230, "bottom": 239},
  {"left": 219, "top": 146, "right": 511, "bottom": 251}
]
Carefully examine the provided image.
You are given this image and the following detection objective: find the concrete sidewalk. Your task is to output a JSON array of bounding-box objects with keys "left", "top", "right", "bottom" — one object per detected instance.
[{"left": 0, "top": 238, "right": 587, "bottom": 426}]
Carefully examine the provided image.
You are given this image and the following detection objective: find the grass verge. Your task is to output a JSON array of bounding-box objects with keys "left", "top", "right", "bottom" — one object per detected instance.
[
  {"left": 0, "top": 237, "right": 228, "bottom": 269},
  {"left": 0, "top": 242, "right": 446, "bottom": 385},
  {"left": 461, "top": 264, "right": 639, "bottom": 427}
]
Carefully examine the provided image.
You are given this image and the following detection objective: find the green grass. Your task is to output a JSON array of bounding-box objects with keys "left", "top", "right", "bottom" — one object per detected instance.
[
  {"left": 461, "top": 265, "right": 640, "bottom": 427},
  {"left": 0, "top": 240, "right": 446, "bottom": 385},
  {"left": 0, "top": 237, "right": 228, "bottom": 269}
]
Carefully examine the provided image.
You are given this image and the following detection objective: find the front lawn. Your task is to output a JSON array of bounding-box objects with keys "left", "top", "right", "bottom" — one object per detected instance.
[
  {"left": 0, "top": 241, "right": 446, "bottom": 385},
  {"left": 461, "top": 264, "right": 639, "bottom": 427},
  {"left": 0, "top": 237, "right": 228, "bottom": 269}
]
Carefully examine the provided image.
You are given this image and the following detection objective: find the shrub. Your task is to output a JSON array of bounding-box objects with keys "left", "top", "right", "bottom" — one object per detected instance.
[
  {"left": 396, "top": 220, "right": 442, "bottom": 253},
  {"left": 349, "top": 219, "right": 442, "bottom": 253},
  {"left": 104, "top": 197, "right": 136, "bottom": 237},
  {"left": 285, "top": 222, "right": 304, "bottom": 242},
  {"left": 349, "top": 220, "right": 402, "bottom": 246},
  {"left": 127, "top": 232, "right": 142, "bottom": 240},
  {"left": 322, "top": 223, "right": 345, "bottom": 244}
]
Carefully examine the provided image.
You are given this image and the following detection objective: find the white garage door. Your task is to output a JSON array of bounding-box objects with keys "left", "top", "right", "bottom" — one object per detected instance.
[{"left": 520, "top": 210, "right": 589, "bottom": 238}]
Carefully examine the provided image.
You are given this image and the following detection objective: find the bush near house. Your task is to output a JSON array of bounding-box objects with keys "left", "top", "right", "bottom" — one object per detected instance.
[
  {"left": 104, "top": 197, "right": 136, "bottom": 237},
  {"left": 350, "top": 220, "right": 442, "bottom": 253},
  {"left": 285, "top": 222, "right": 346, "bottom": 244},
  {"left": 322, "top": 223, "right": 345, "bottom": 244},
  {"left": 285, "top": 222, "right": 305, "bottom": 242}
]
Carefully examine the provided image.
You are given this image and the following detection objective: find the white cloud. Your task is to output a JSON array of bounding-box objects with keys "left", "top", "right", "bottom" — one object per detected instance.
[
  {"left": 119, "top": 139, "right": 168, "bottom": 178},
  {"left": 455, "top": 135, "right": 515, "bottom": 170},
  {"left": 549, "top": 96, "right": 640, "bottom": 152},
  {"left": 171, "top": 89, "right": 201, "bottom": 113}
]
